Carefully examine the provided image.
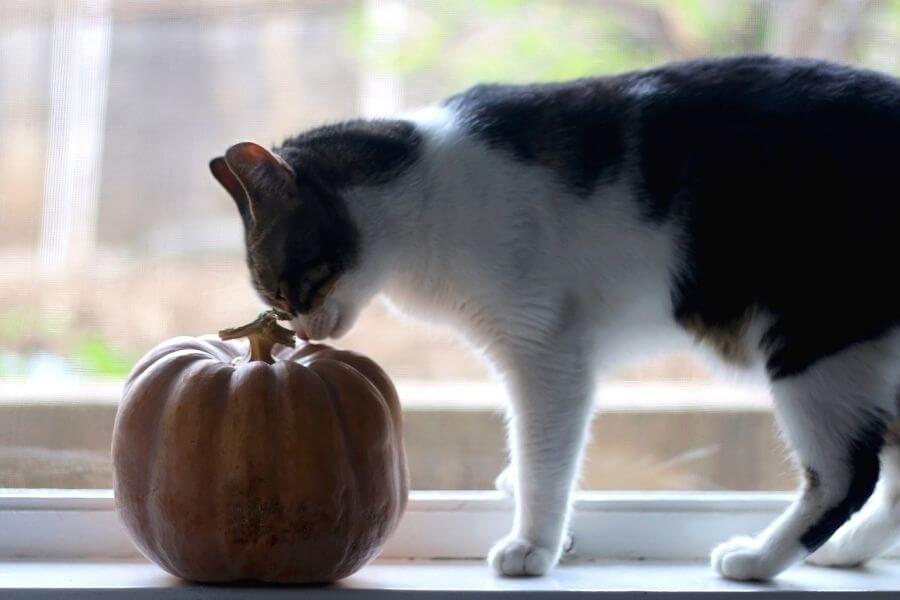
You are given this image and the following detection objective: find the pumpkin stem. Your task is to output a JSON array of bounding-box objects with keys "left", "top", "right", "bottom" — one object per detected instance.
[{"left": 218, "top": 310, "right": 296, "bottom": 364}]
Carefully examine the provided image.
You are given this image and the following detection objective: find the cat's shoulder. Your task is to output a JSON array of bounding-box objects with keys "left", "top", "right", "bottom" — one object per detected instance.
[{"left": 439, "top": 77, "right": 630, "bottom": 196}]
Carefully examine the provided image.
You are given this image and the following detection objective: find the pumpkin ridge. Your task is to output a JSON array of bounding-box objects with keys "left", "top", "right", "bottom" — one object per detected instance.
[
  {"left": 304, "top": 365, "right": 360, "bottom": 579},
  {"left": 219, "top": 361, "right": 278, "bottom": 576},
  {"left": 272, "top": 361, "right": 349, "bottom": 582},
  {"left": 173, "top": 360, "right": 233, "bottom": 579},
  {"left": 196, "top": 334, "right": 246, "bottom": 363},
  {"left": 162, "top": 353, "right": 232, "bottom": 577},
  {"left": 318, "top": 354, "right": 408, "bottom": 517},
  {"left": 124, "top": 348, "right": 221, "bottom": 398},
  {"left": 123, "top": 338, "right": 224, "bottom": 395},
  {"left": 312, "top": 352, "right": 403, "bottom": 439},
  {"left": 308, "top": 359, "right": 395, "bottom": 446},
  {"left": 255, "top": 361, "right": 287, "bottom": 579},
  {"left": 308, "top": 360, "right": 399, "bottom": 572},
  {"left": 307, "top": 355, "right": 408, "bottom": 527},
  {"left": 121, "top": 355, "right": 212, "bottom": 574},
  {"left": 265, "top": 362, "right": 296, "bottom": 581}
]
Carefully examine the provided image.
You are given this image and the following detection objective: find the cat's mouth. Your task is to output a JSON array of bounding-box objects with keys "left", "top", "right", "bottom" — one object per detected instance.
[{"left": 291, "top": 305, "right": 343, "bottom": 341}]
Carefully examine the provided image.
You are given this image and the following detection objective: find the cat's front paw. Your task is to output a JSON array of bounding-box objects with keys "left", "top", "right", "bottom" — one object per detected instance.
[
  {"left": 711, "top": 536, "right": 779, "bottom": 581},
  {"left": 488, "top": 536, "right": 560, "bottom": 577}
]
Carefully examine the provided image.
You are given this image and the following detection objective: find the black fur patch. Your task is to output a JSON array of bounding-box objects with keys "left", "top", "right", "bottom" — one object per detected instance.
[
  {"left": 444, "top": 80, "right": 628, "bottom": 196},
  {"left": 277, "top": 203, "right": 357, "bottom": 315},
  {"left": 799, "top": 417, "right": 887, "bottom": 552},
  {"left": 678, "top": 312, "right": 753, "bottom": 367},
  {"left": 251, "top": 119, "right": 422, "bottom": 315},
  {"left": 242, "top": 200, "right": 359, "bottom": 316},
  {"left": 631, "top": 56, "right": 900, "bottom": 379},
  {"left": 445, "top": 57, "right": 900, "bottom": 376},
  {"left": 277, "top": 119, "right": 422, "bottom": 191}
]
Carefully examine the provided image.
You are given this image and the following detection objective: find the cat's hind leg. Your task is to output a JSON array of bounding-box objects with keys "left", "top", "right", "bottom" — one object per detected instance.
[
  {"left": 711, "top": 340, "right": 898, "bottom": 581},
  {"left": 806, "top": 422, "right": 900, "bottom": 567},
  {"left": 495, "top": 463, "right": 516, "bottom": 496}
]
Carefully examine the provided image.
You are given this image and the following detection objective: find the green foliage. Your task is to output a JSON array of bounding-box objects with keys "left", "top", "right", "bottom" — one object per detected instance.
[
  {"left": 342, "top": 1, "right": 679, "bottom": 93},
  {"left": 441, "top": 3, "right": 664, "bottom": 85},
  {"left": 0, "top": 311, "right": 135, "bottom": 379},
  {"left": 72, "top": 334, "right": 136, "bottom": 378},
  {"left": 0, "top": 355, "right": 23, "bottom": 378},
  {"left": 0, "top": 312, "right": 30, "bottom": 343},
  {"left": 345, "top": 2, "right": 447, "bottom": 75},
  {"left": 345, "top": 0, "right": 899, "bottom": 95},
  {"left": 0, "top": 310, "right": 60, "bottom": 343},
  {"left": 481, "top": 0, "right": 527, "bottom": 15}
]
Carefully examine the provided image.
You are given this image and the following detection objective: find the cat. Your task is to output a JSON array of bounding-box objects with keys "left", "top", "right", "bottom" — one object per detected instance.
[{"left": 209, "top": 55, "right": 900, "bottom": 581}]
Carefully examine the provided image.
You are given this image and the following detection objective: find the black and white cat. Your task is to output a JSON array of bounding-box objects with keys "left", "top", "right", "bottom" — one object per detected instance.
[{"left": 210, "top": 55, "right": 900, "bottom": 581}]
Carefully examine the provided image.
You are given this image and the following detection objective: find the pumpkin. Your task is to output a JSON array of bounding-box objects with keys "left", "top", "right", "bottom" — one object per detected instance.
[{"left": 112, "top": 311, "right": 408, "bottom": 583}]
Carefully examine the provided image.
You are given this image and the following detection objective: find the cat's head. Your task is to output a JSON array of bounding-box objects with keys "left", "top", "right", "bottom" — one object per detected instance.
[
  {"left": 209, "top": 142, "right": 369, "bottom": 340},
  {"left": 211, "top": 121, "right": 421, "bottom": 340}
]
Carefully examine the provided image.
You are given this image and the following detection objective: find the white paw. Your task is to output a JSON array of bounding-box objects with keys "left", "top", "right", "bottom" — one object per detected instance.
[
  {"left": 806, "top": 542, "right": 866, "bottom": 568},
  {"left": 711, "top": 536, "right": 779, "bottom": 581},
  {"left": 495, "top": 465, "right": 515, "bottom": 496},
  {"left": 488, "top": 536, "right": 560, "bottom": 577}
]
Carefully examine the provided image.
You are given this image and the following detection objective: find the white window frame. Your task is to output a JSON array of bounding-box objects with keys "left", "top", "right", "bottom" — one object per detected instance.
[{"left": 6, "top": 489, "right": 898, "bottom": 562}]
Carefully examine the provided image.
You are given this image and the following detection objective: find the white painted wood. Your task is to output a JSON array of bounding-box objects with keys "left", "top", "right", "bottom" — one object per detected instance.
[
  {"left": 0, "top": 489, "right": 875, "bottom": 561},
  {"left": 2, "top": 559, "right": 900, "bottom": 597},
  {"left": 38, "top": 0, "right": 112, "bottom": 273}
]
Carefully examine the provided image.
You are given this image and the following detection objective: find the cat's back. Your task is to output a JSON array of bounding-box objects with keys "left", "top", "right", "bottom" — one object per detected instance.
[
  {"left": 633, "top": 54, "right": 900, "bottom": 105},
  {"left": 446, "top": 56, "right": 900, "bottom": 147},
  {"left": 627, "top": 56, "right": 899, "bottom": 225},
  {"left": 441, "top": 56, "right": 899, "bottom": 205},
  {"left": 632, "top": 55, "right": 900, "bottom": 175}
]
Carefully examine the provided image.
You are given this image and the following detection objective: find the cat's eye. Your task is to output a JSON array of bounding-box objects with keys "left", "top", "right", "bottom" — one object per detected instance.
[
  {"left": 270, "top": 282, "right": 296, "bottom": 316},
  {"left": 307, "top": 264, "right": 331, "bottom": 284}
]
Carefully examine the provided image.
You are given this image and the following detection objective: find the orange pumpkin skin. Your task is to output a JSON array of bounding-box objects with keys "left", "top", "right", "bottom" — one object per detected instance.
[{"left": 112, "top": 336, "right": 408, "bottom": 583}]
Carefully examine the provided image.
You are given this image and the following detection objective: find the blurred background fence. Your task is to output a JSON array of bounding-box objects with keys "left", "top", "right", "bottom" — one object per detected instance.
[
  {"left": 2, "top": 0, "right": 898, "bottom": 382},
  {"left": 0, "top": 0, "right": 897, "bottom": 489}
]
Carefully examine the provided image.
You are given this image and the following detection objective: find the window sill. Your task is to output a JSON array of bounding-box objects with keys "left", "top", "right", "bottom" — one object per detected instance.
[
  {"left": 1, "top": 559, "right": 899, "bottom": 598},
  {"left": 3, "top": 490, "right": 900, "bottom": 563}
]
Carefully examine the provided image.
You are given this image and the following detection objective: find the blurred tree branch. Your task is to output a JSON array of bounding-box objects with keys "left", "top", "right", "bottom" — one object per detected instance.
[
  {"left": 582, "top": 0, "right": 703, "bottom": 58},
  {"left": 818, "top": 0, "right": 877, "bottom": 60},
  {"left": 770, "top": 0, "right": 878, "bottom": 60},
  {"left": 580, "top": 0, "right": 880, "bottom": 62}
]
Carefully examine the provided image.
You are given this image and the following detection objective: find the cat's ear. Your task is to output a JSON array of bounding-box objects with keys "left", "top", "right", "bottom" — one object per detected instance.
[
  {"left": 209, "top": 156, "right": 252, "bottom": 220},
  {"left": 222, "top": 142, "right": 296, "bottom": 220}
]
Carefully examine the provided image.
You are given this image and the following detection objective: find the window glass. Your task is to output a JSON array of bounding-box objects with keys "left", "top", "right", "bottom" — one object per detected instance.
[{"left": 1, "top": 0, "right": 897, "bottom": 490}]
